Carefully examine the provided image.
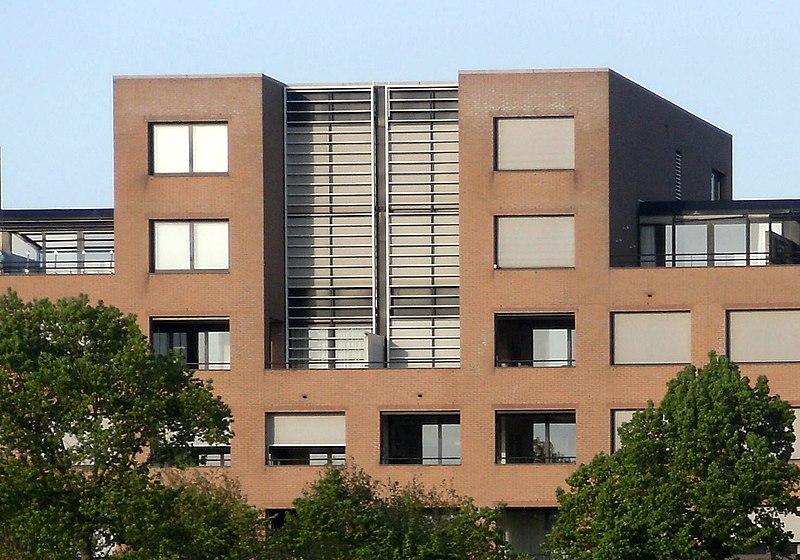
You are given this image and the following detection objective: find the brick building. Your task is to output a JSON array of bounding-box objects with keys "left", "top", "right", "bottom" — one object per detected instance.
[{"left": 4, "top": 68, "right": 800, "bottom": 555}]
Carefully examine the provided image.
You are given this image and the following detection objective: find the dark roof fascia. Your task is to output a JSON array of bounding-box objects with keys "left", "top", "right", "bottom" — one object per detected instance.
[
  {"left": 0, "top": 208, "right": 114, "bottom": 230},
  {"left": 639, "top": 200, "right": 800, "bottom": 217}
]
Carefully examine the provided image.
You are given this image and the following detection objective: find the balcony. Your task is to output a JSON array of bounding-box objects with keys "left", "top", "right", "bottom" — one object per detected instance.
[
  {"left": 0, "top": 209, "right": 114, "bottom": 275},
  {"left": 495, "top": 314, "right": 575, "bottom": 367},
  {"left": 611, "top": 200, "right": 800, "bottom": 268},
  {"left": 496, "top": 411, "right": 576, "bottom": 464}
]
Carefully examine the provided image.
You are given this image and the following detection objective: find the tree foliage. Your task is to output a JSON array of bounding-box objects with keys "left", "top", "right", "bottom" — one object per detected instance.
[
  {"left": 267, "top": 467, "right": 517, "bottom": 560},
  {"left": 546, "top": 353, "right": 800, "bottom": 560},
  {"left": 0, "top": 291, "right": 238, "bottom": 559},
  {"left": 113, "top": 472, "right": 267, "bottom": 560}
]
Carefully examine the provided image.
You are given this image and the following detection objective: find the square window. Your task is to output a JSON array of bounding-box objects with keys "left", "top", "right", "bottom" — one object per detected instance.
[
  {"left": 381, "top": 413, "right": 461, "bottom": 465},
  {"left": 152, "top": 220, "right": 229, "bottom": 272},
  {"left": 495, "top": 117, "right": 574, "bottom": 171},
  {"left": 151, "top": 123, "right": 228, "bottom": 174},
  {"left": 496, "top": 216, "right": 575, "bottom": 268}
]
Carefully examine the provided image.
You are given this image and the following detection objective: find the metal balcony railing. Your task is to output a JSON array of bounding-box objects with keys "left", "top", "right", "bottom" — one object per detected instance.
[
  {"left": 0, "top": 255, "right": 115, "bottom": 275},
  {"left": 611, "top": 250, "right": 798, "bottom": 268}
]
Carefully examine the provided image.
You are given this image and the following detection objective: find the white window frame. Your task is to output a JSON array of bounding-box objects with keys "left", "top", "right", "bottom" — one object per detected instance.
[
  {"left": 152, "top": 220, "right": 229, "bottom": 272},
  {"left": 151, "top": 122, "right": 229, "bottom": 175}
]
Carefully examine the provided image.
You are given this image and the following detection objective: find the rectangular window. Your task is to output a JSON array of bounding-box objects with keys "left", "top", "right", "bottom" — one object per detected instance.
[
  {"left": 496, "top": 216, "right": 575, "bottom": 269},
  {"left": 151, "top": 123, "right": 228, "bottom": 174},
  {"left": 728, "top": 310, "right": 800, "bottom": 363},
  {"left": 496, "top": 411, "right": 576, "bottom": 464},
  {"left": 612, "top": 312, "right": 691, "bottom": 365},
  {"left": 495, "top": 117, "right": 575, "bottom": 170},
  {"left": 190, "top": 437, "right": 231, "bottom": 467},
  {"left": 495, "top": 314, "right": 575, "bottom": 367},
  {"left": 267, "top": 413, "right": 346, "bottom": 466},
  {"left": 711, "top": 169, "right": 726, "bottom": 201},
  {"left": 501, "top": 508, "right": 558, "bottom": 558},
  {"left": 381, "top": 413, "right": 461, "bottom": 465},
  {"left": 611, "top": 409, "right": 641, "bottom": 452},
  {"left": 151, "top": 318, "right": 230, "bottom": 370},
  {"left": 152, "top": 220, "right": 229, "bottom": 271}
]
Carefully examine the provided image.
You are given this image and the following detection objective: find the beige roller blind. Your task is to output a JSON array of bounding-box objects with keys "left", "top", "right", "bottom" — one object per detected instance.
[
  {"left": 729, "top": 310, "right": 800, "bottom": 363},
  {"left": 612, "top": 410, "right": 637, "bottom": 451},
  {"left": 613, "top": 312, "right": 691, "bottom": 365},
  {"left": 496, "top": 216, "right": 575, "bottom": 268},
  {"left": 269, "top": 413, "right": 345, "bottom": 446},
  {"left": 793, "top": 408, "right": 800, "bottom": 460},
  {"left": 496, "top": 117, "right": 575, "bottom": 170}
]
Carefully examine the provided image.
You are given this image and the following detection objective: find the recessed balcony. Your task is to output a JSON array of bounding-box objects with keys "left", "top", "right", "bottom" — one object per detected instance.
[{"left": 611, "top": 200, "right": 800, "bottom": 268}]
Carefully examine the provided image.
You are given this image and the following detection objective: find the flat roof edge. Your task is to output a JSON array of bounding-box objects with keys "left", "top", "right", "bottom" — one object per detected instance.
[{"left": 460, "top": 67, "right": 612, "bottom": 75}]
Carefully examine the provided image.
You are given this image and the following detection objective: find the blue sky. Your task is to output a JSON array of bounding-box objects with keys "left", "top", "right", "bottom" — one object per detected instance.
[{"left": 1, "top": 1, "right": 798, "bottom": 208}]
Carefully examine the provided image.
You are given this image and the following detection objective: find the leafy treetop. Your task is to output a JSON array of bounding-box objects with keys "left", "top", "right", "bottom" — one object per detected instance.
[
  {"left": 0, "top": 291, "right": 232, "bottom": 559},
  {"left": 546, "top": 353, "right": 800, "bottom": 560}
]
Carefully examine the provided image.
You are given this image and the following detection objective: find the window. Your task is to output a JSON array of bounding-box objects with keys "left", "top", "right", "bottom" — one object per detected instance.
[
  {"left": 495, "top": 117, "right": 574, "bottom": 170},
  {"left": 611, "top": 409, "right": 642, "bottom": 452},
  {"left": 190, "top": 437, "right": 231, "bottom": 467},
  {"left": 381, "top": 413, "right": 461, "bottom": 465},
  {"left": 496, "top": 411, "right": 576, "bottom": 464},
  {"left": 267, "top": 413, "right": 345, "bottom": 466},
  {"left": 501, "top": 509, "right": 558, "bottom": 557},
  {"left": 495, "top": 216, "right": 575, "bottom": 268},
  {"left": 612, "top": 312, "right": 691, "bottom": 365},
  {"left": 728, "top": 310, "right": 800, "bottom": 363},
  {"left": 674, "top": 150, "right": 682, "bottom": 201},
  {"left": 151, "top": 123, "right": 228, "bottom": 174},
  {"left": 152, "top": 220, "right": 229, "bottom": 271},
  {"left": 151, "top": 318, "right": 230, "bottom": 370},
  {"left": 792, "top": 408, "right": 800, "bottom": 461},
  {"left": 150, "top": 427, "right": 231, "bottom": 468},
  {"left": 711, "top": 169, "right": 726, "bottom": 201},
  {"left": 495, "top": 314, "right": 575, "bottom": 367}
]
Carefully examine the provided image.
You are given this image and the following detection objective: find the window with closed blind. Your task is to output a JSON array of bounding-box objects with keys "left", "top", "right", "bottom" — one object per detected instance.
[
  {"left": 611, "top": 409, "right": 643, "bottom": 452},
  {"left": 612, "top": 312, "right": 691, "bottom": 365},
  {"left": 495, "top": 216, "right": 575, "bottom": 269},
  {"left": 495, "top": 117, "right": 575, "bottom": 171},
  {"left": 266, "top": 413, "right": 346, "bottom": 466},
  {"left": 728, "top": 310, "right": 800, "bottom": 363}
]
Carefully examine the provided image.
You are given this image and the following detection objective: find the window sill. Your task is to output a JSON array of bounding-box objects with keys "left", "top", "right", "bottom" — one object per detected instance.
[
  {"left": 151, "top": 269, "right": 230, "bottom": 274},
  {"left": 150, "top": 172, "right": 229, "bottom": 177},
  {"left": 494, "top": 168, "right": 575, "bottom": 173}
]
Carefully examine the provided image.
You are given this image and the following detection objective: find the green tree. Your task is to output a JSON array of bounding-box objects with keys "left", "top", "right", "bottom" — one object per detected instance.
[
  {"left": 114, "top": 472, "right": 267, "bottom": 560},
  {"left": 267, "top": 467, "right": 517, "bottom": 560},
  {"left": 546, "top": 353, "right": 800, "bottom": 560},
  {"left": 0, "top": 291, "right": 238, "bottom": 559}
]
